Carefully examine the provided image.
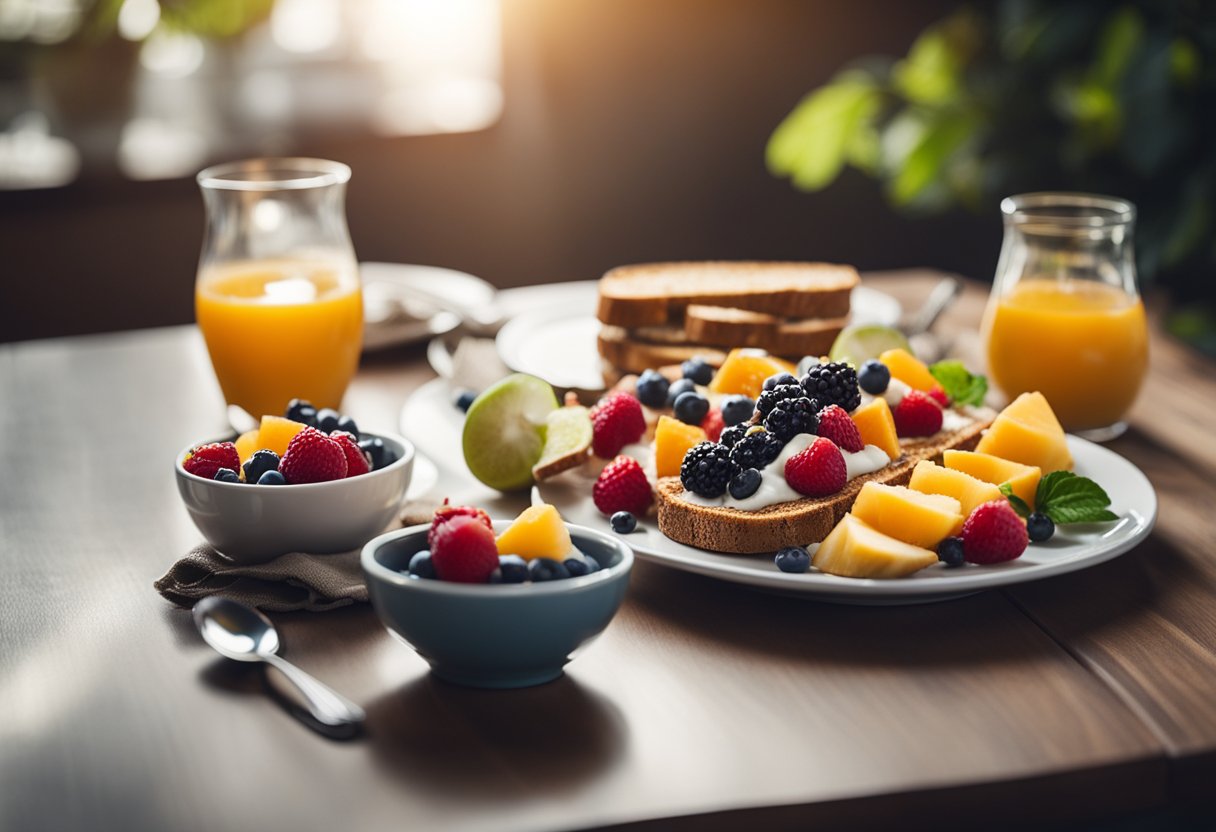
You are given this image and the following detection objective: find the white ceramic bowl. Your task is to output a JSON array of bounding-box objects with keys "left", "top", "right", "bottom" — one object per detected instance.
[{"left": 175, "top": 431, "right": 414, "bottom": 564}]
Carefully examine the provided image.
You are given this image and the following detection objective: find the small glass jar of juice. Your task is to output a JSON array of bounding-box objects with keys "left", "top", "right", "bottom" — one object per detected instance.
[
  {"left": 195, "top": 159, "right": 362, "bottom": 424},
  {"left": 982, "top": 193, "right": 1148, "bottom": 441}
]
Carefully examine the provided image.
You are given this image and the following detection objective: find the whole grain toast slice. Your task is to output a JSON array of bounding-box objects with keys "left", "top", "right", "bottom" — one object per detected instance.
[
  {"left": 597, "top": 326, "right": 727, "bottom": 374},
  {"left": 684, "top": 305, "right": 848, "bottom": 353},
  {"left": 597, "top": 262, "right": 858, "bottom": 329},
  {"left": 654, "top": 418, "right": 990, "bottom": 554}
]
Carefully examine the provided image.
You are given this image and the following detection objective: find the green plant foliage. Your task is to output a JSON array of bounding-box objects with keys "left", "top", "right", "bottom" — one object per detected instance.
[{"left": 767, "top": 0, "right": 1216, "bottom": 322}]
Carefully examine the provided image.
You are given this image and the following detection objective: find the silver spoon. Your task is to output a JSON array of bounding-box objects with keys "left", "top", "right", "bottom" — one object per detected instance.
[{"left": 192, "top": 597, "right": 365, "bottom": 728}]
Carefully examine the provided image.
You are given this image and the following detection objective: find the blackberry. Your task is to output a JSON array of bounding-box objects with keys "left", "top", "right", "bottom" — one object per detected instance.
[
  {"left": 756, "top": 383, "right": 806, "bottom": 419},
  {"left": 680, "top": 442, "right": 737, "bottom": 498},
  {"left": 728, "top": 431, "right": 784, "bottom": 471},
  {"left": 762, "top": 372, "right": 798, "bottom": 392},
  {"left": 718, "top": 423, "right": 748, "bottom": 449},
  {"left": 763, "top": 396, "right": 820, "bottom": 441},
  {"left": 801, "top": 361, "right": 861, "bottom": 412}
]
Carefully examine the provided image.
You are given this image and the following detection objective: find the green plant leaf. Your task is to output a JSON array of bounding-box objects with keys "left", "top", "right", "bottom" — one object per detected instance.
[
  {"left": 928, "top": 360, "right": 988, "bottom": 406},
  {"left": 767, "top": 72, "right": 881, "bottom": 191},
  {"left": 999, "top": 483, "right": 1032, "bottom": 518},
  {"left": 887, "top": 113, "right": 977, "bottom": 207},
  {"left": 1034, "top": 471, "right": 1119, "bottom": 524}
]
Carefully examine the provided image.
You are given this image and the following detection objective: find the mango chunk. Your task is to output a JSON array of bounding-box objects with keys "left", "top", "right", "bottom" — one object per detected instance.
[
  {"left": 708, "top": 349, "right": 796, "bottom": 399},
  {"left": 942, "top": 450, "right": 1042, "bottom": 509},
  {"left": 655, "top": 415, "right": 707, "bottom": 479},
  {"left": 909, "top": 460, "right": 1004, "bottom": 517},
  {"left": 234, "top": 429, "right": 260, "bottom": 465},
  {"left": 255, "top": 415, "right": 308, "bottom": 457},
  {"left": 850, "top": 481, "right": 964, "bottom": 549},
  {"left": 813, "top": 514, "right": 939, "bottom": 579},
  {"left": 495, "top": 503, "right": 573, "bottom": 561},
  {"left": 851, "top": 397, "right": 900, "bottom": 461},
  {"left": 878, "top": 348, "right": 939, "bottom": 392},
  {"left": 975, "top": 392, "right": 1072, "bottom": 472}
]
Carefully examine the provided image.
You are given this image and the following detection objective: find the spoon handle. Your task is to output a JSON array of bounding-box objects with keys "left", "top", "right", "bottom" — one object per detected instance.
[{"left": 263, "top": 654, "right": 366, "bottom": 727}]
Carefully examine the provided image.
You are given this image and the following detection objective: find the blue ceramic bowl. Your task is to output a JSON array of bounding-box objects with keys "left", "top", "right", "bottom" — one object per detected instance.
[{"left": 362, "top": 520, "right": 632, "bottom": 689}]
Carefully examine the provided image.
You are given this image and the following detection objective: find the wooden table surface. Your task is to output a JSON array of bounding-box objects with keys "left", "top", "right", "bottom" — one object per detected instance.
[{"left": 2, "top": 272, "right": 1214, "bottom": 832}]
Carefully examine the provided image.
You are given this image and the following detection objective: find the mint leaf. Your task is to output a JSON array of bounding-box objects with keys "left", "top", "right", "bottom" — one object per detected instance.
[
  {"left": 999, "top": 482, "right": 1031, "bottom": 518},
  {"left": 928, "top": 360, "right": 988, "bottom": 407},
  {"left": 1035, "top": 471, "right": 1119, "bottom": 524}
]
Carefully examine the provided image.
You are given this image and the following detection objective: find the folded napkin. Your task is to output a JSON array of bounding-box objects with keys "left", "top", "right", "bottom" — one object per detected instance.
[{"left": 155, "top": 545, "right": 368, "bottom": 613}]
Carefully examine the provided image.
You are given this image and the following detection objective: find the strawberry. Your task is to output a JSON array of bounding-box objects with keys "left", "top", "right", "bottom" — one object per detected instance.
[
  {"left": 927, "top": 386, "right": 950, "bottom": 408},
  {"left": 591, "top": 392, "right": 646, "bottom": 458},
  {"left": 330, "top": 431, "right": 370, "bottom": 478},
  {"left": 278, "top": 426, "right": 347, "bottom": 484},
  {"left": 592, "top": 455, "right": 652, "bottom": 516},
  {"left": 816, "top": 404, "right": 864, "bottom": 452},
  {"left": 700, "top": 407, "right": 725, "bottom": 442},
  {"left": 183, "top": 442, "right": 241, "bottom": 480},
  {"left": 961, "top": 500, "right": 1028, "bottom": 564},
  {"left": 429, "top": 514, "right": 500, "bottom": 583},
  {"left": 893, "top": 390, "right": 943, "bottom": 437},
  {"left": 428, "top": 500, "right": 494, "bottom": 549},
  {"left": 784, "top": 437, "right": 847, "bottom": 497}
]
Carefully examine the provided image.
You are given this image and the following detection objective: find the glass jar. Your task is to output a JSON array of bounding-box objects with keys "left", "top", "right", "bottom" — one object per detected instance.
[
  {"left": 195, "top": 158, "right": 362, "bottom": 424},
  {"left": 982, "top": 192, "right": 1148, "bottom": 441}
]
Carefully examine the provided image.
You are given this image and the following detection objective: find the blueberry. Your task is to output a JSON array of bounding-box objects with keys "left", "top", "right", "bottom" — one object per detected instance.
[
  {"left": 257, "top": 470, "right": 286, "bottom": 485},
  {"left": 858, "top": 360, "right": 891, "bottom": 395},
  {"left": 720, "top": 395, "right": 755, "bottom": 427},
  {"left": 408, "top": 550, "right": 436, "bottom": 579},
  {"left": 336, "top": 415, "right": 359, "bottom": 437},
  {"left": 454, "top": 390, "right": 477, "bottom": 412},
  {"left": 296, "top": 406, "right": 318, "bottom": 427},
  {"left": 358, "top": 437, "right": 387, "bottom": 469},
  {"left": 1027, "top": 512, "right": 1055, "bottom": 543},
  {"left": 937, "top": 536, "right": 965, "bottom": 567},
  {"left": 285, "top": 398, "right": 314, "bottom": 421},
  {"left": 796, "top": 356, "right": 821, "bottom": 376},
  {"left": 728, "top": 468, "right": 762, "bottom": 500},
  {"left": 564, "top": 558, "right": 591, "bottom": 577},
  {"left": 681, "top": 357, "right": 714, "bottom": 386},
  {"left": 635, "top": 369, "right": 670, "bottom": 408},
  {"left": 213, "top": 467, "right": 240, "bottom": 483},
  {"left": 610, "top": 511, "right": 637, "bottom": 534},
  {"left": 242, "top": 449, "right": 280, "bottom": 484},
  {"left": 775, "top": 546, "right": 811, "bottom": 573},
  {"left": 762, "top": 372, "right": 798, "bottom": 392},
  {"left": 665, "top": 378, "right": 696, "bottom": 407},
  {"left": 528, "top": 557, "right": 571, "bottom": 582},
  {"left": 496, "top": 554, "right": 530, "bottom": 583},
  {"left": 674, "top": 391, "right": 710, "bottom": 425},
  {"left": 316, "top": 408, "right": 340, "bottom": 433}
]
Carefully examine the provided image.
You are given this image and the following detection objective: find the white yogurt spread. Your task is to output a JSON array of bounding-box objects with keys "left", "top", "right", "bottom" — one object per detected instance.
[
  {"left": 620, "top": 441, "right": 657, "bottom": 483},
  {"left": 677, "top": 434, "right": 890, "bottom": 511}
]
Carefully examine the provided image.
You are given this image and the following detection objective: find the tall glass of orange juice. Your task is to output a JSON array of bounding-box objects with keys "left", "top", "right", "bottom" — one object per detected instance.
[
  {"left": 195, "top": 159, "right": 361, "bottom": 423},
  {"left": 983, "top": 193, "right": 1148, "bottom": 441}
]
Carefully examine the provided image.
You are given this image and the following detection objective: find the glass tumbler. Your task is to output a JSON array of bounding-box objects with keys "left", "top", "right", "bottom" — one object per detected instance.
[
  {"left": 195, "top": 158, "right": 362, "bottom": 424},
  {"left": 982, "top": 193, "right": 1148, "bottom": 441}
]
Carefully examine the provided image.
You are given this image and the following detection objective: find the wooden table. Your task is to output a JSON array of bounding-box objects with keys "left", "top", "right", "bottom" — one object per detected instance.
[{"left": 2, "top": 272, "right": 1214, "bottom": 832}]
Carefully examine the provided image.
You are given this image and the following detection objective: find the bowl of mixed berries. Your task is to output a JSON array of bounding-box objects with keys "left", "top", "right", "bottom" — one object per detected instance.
[
  {"left": 361, "top": 501, "right": 632, "bottom": 689},
  {"left": 175, "top": 399, "right": 414, "bottom": 563}
]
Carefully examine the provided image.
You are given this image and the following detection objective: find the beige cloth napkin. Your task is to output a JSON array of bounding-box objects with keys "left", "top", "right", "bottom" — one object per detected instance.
[{"left": 155, "top": 544, "right": 368, "bottom": 613}]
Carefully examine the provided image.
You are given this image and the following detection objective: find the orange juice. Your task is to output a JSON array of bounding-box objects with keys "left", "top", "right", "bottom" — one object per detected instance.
[
  {"left": 196, "top": 259, "right": 362, "bottom": 419},
  {"left": 984, "top": 278, "right": 1147, "bottom": 431}
]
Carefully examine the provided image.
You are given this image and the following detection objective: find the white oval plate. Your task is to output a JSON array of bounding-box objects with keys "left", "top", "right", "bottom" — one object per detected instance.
[
  {"left": 495, "top": 283, "right": 902, "bottom": 392},
  {"left": 537, "top": 436, "right": 1157, "bottom": 605}
]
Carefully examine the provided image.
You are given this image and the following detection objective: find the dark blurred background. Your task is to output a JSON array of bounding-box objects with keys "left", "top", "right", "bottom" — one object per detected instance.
[{"left": 1, "top": 0, "right": 1211, "bottom": 346}]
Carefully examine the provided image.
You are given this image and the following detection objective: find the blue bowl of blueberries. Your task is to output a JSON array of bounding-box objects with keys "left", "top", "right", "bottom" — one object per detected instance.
[{"left": 361, "top": 519, "right": 632, "bottom": 689}]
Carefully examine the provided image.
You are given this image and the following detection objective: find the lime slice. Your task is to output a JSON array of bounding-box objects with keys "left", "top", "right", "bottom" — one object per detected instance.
[
  {"left": 829, "top": 324, "right": 912, "bottom": 368},
  {"left": 462, "top": 374, "right": 560, "bottom": 491},
  {"left": 533, "top": 406, "right": 593, "bottom": 480}
]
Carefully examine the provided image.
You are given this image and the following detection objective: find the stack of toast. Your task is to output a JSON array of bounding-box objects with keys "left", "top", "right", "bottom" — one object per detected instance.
[{"left": 596, "top": 261, "right": 859, "bottom": 377}]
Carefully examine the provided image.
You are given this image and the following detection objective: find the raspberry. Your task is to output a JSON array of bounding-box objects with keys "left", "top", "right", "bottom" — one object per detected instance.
[
  {"left": 430, "top": 514, "right": 500, "bottom": 583},
  {"left": 330, "top": 431, "right": 370, "bottom": 478},
  {"left": 428, "top": 499, "right": 493, "bottom": 549},
  {"left": 801, "top": 362, "right": 860, "bottom": 412},
  {"left": 591, "top": 392, "right": 646, "bottom": 458},
  {"left": 816, "top": 404, "right": 864, "bottom": 453},
  {"left": 593, "top": 456, "right": 652, "bottom": 516},
  {"left": 927, "top": 387, "right": 950, "bottom": 408},
  {"left": 893, "top": 390, "right": 943, "bottom": 437},
  {"left": 784, "top": 437, "right": 847, "bottom": 497},
  {"left": 961, "top": 500, "right": 1028, "bottom": 564},
  {"left": 701, "top": 407, "right": 725, "bottom": 442},
  {"left": 278, "top": 426, "right": 348, "bottom": 484},
  {"left": 183, "top": 442, "right": 240, "bottom": 480},
  {"left": 763, "top": 395, "right": 819, "bottom": 441},
  {"left": 680, "top": 442, "right": 737, "bottom": 498}
]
